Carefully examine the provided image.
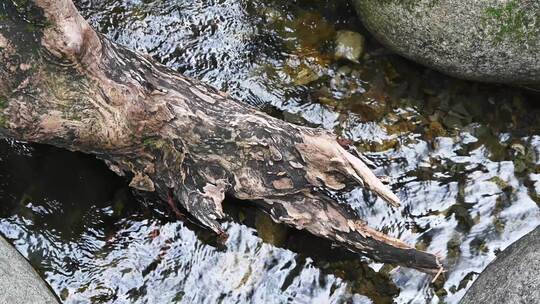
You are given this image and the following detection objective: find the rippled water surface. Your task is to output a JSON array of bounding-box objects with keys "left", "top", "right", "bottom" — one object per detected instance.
[{"left": 1, "top": 0, "right": 540, "bottom": 303}]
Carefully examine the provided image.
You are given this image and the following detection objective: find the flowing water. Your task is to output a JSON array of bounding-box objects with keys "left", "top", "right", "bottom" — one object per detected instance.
[{"left": 1, "top": 0, "right": 540, "bottom": 303}]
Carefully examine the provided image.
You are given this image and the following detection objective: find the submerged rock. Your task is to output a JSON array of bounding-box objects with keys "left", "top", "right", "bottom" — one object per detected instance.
[
  {"left": 254, "top": 212, "right": 289, "bottom": 247},
  {"left": 0, "top": 236, "right": 59, "bottom": 303},
  {"left": 460, "top": 226, "right": 540, "bottom": 303},
  {"left": 352, "top": 0, "right": 540, "bottom": 85},
  {"left": 334, "top": 30, "right": 365, "bottom": 62}
]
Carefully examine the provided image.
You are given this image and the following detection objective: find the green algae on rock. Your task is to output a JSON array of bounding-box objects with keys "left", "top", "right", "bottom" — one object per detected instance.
[{"left": 353, "top": 0, "right": 540, "bottom": 85}]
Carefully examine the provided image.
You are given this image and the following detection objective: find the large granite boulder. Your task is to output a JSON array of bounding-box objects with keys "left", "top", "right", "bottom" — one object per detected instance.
[
  {"left": 352, "top": 0, "right": 540, "bottom": 85},
  {"left": 460, "top": 226, "right": 540, "bottom": 303},
  {"left": 0, "top": 236, "right": 59, "bottom": 304}
]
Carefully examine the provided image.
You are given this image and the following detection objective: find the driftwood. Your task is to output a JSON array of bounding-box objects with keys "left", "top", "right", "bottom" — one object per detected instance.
[{"left": 0, "top": 0, "right": 442, "bottom": 273}]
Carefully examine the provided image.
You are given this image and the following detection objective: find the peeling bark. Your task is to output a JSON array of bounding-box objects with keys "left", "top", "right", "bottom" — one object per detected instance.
[{"left": 0, "top": 0, "right": 443, "bottom": 273}]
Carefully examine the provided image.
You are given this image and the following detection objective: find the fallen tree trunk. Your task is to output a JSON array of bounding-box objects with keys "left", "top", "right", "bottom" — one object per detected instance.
[{"left": 0, "top": 0, "right": 442, "bottom": 273}]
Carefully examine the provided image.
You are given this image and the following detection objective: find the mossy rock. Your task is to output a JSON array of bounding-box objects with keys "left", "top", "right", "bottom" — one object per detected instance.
[{"left": 352, "top": 0, "right": 540, "bottom": 85}]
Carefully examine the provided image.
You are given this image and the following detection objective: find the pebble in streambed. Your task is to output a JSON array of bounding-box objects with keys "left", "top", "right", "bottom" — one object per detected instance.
[{"left": 335, "top": 30, "right": 365, "bottom": 63}]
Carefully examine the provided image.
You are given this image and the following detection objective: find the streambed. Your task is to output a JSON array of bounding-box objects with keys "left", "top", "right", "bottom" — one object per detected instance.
[{"left": 1, "top": 0, "right": 539, "bottom": 303}]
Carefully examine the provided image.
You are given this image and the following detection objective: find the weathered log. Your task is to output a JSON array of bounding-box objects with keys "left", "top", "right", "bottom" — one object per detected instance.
[{"left": 0, "top": 0, "right": 442, "bottom": 273}]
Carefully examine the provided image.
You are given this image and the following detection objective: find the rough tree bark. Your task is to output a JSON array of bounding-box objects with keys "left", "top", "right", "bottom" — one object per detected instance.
[{"left": 0, "top": 0, "right": 443, "bottom": 274}]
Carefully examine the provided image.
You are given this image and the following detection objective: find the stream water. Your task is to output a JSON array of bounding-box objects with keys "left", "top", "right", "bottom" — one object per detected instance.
[{"left": 1, "top": 0, "right": 539, "bottom": 303}]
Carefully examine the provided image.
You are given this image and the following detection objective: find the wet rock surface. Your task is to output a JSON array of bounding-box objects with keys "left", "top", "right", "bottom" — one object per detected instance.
[
  {"left": 353, "top": 0, "right": 540, "bottom": 85},
  {"left": 0, "top": 235, "right": 59, "bottom": 304},
  {"left": 460, "top": 226, "right": 540, "bottom": 304}
]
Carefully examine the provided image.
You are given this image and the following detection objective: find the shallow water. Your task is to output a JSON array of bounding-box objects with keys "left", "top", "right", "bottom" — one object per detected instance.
[{"left": 1, "top": 0, "right": 540, "bottom": 303}]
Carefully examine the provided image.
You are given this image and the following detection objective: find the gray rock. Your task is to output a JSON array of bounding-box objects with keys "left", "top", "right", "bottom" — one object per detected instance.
[
  {"left": 335, "top": 30, "right": 365, "bottom": 62},
  {"left": 0, "top": 236, "right": 59, "bottom": 304},
  {"left": 460, "top": 226, "right": 540, "bottom": 304},
  {"left": 352, "top": 0, "right": 540, "bottom": 85}
]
